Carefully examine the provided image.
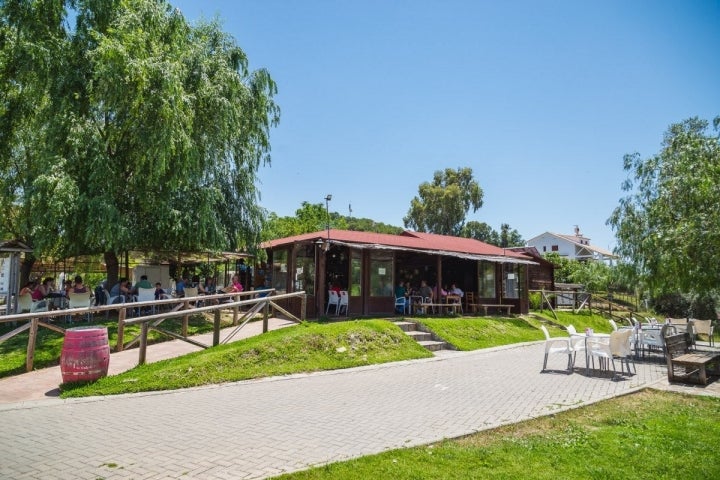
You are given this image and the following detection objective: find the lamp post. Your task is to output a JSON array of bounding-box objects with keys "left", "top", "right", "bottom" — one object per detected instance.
[{"left": 324, "top": 194, "right": 332, "bottom": 241}]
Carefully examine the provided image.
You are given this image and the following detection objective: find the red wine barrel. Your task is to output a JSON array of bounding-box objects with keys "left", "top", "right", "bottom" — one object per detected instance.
[{"left": 60, "top": 326, "right": 110, "bottom": 383}]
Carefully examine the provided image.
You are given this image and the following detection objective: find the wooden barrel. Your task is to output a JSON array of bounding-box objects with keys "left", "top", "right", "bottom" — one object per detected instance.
[{"left": 60, "top": 326, "right": 110, "bottom": 383}]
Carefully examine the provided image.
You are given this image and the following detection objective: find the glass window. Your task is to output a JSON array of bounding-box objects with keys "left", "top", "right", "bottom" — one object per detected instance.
[
  {"left": 370, "top": 251, "right": 393, "bottom": 297},
  {"left": 272, "top": 249, "right": 288, "bottom": 294},
  {"left": 478, "top": 261, "right": 495, "bottom": 298},
  {"left": 295, "top": 245, "right": 315, "bottom": 295},
  {"left": 350, "top": 250, "right": 362, "bottom": 296},
  {"left": 504, "top": 263, "right": 520, "bottom": 299}
]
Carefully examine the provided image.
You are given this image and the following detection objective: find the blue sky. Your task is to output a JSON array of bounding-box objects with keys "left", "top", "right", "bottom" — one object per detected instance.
[{"left": 170, "top": 0, "right": 720, "bottom": 251}]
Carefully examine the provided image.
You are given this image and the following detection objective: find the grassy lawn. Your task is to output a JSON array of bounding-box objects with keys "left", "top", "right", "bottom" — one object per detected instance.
[
  {"left": 532, "top": 309, "right": 617, "bottom": 334},
  {"left": 0, "top": 312, "right": 234, "bottom": 379},
  {"left": 417, "top": 316, "right": 550, "bottom": 350},
  {"left": 272, "top": 389, "right": 720, "bottom": 479},
  {"left": 60, "top": 319, "right": 433, "bottom": 397}
]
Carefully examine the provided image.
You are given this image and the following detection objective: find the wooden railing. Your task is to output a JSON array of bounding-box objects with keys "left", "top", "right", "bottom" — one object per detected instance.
[{"left": 0, "top": 289, "right": 307, "bottom": 372}]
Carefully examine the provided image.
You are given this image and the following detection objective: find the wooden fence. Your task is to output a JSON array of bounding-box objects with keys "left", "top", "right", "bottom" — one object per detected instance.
[{"left": 0, "top": 289, "right": 307, "bottom": 372}]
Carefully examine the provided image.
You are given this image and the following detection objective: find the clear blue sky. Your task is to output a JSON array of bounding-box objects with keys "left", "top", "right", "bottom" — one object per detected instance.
[{"left": 170, "top": 0, "right": 720, "bottom": 251}]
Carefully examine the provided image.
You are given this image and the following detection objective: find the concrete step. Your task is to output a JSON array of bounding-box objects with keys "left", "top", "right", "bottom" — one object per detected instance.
[
  {"left": 418, "top": 340, "right": 449, "bottom": 352},
  {"left": 406, "top": 330, "right": 433, "bottom": 342},
  {"left": 394, "top": 321, "right": 416, "bottom": 332}
]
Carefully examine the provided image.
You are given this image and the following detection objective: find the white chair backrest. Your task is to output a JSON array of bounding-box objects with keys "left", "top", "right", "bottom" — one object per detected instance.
[
  {"left": 136, "top": 287, "right": 155, "bottom": 302},
  {"left": 567, "top": 324, "right": 577, "bottom": 335},
  {"left": 339, "top": 290, "right": 349, "bottom": 305},
  {"left": 540, "top": 325, "right": 551, "bottom": 341},
  {"left": 68, "top": 292, "right": 92, "bottom": 309},
  {"left": 693, "top": 319, "right": 711, "bottom": 335},
  {"left": 328, "top": 290, "right": 340, "bottom": 304},
  {"left": 18, "top": 294, "right": 33, "bottom": 313},
  {"left": 610, "top": 329, "right": 632, "bottom": 356},
  {"left": 609, "top": 319, "right": 618, "bottom": 331},
  {"left": 184, "top": 287, "right": 199, "bottom": 298}
]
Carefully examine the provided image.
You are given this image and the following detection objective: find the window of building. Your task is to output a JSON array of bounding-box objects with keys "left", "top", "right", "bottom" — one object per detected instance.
[
  {"left": 478, "top": 261, "right": 496, "bottom": 298},
  {"left": 350, "top": 250, "right": 362, "bottom": 296},
  {"left": 294, "top": 245, "right": 315, "bottom": 295},
  {"left": 271, "top": 249, "right": 288, "bottom": 294},
  {"left": 542, "top": 246, "right": 546, "bottom": 252},
  {"left": 370, "top": 251, "right": 393, "bottom": 297},
  {"left": 551, "top": 245, "right": 559, "bottom": 252}
]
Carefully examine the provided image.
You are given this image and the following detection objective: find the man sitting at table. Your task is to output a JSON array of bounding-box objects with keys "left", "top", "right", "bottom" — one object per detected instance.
[
  {"left": 419, "top": 280, "right": 433, "bottom": 301},
  {"left": 448, "top": 283, "right": 464, "bottom": 298},
  {"left": 132, "top": 274, "right": 153, "bottom": 295}
]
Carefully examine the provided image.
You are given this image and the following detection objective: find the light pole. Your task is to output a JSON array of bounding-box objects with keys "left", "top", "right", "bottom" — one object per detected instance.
[{"left": 324, "top": 194, "right": 332, "bottom": 240}]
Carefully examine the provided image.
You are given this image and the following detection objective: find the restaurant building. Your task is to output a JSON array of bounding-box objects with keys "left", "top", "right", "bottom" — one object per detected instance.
[{"left": 262, "top": 229, "right": 537, "bottom": 318}]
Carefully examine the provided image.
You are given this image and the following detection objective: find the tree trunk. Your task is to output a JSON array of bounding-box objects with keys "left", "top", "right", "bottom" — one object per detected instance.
[
  {"left": 20, "top": 254, "right": 36, "bottom": 285},
  {"left": 104, "top": 251, "right": 119, "bottom": 289}
]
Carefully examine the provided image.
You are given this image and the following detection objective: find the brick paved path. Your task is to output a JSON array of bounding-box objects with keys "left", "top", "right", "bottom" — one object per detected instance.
[{"left": 0, "top": 342, "right": 672, "bottom": 479}]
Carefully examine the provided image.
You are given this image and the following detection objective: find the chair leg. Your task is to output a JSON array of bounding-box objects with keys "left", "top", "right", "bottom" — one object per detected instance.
[{"left": 543, "top": 353, "right": 548, "bottom": 371}]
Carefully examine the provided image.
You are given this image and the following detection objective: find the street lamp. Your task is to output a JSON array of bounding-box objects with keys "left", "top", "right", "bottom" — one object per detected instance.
[{"left": 325, "top": 194, "right": 332, "bottom": 240}]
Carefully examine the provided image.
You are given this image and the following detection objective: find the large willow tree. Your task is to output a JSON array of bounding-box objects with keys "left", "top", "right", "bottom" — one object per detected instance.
[
  {"left": 608, "top": 116, "right": 720, "bottom": 296},
  {"left": 1, "top": 0, "right": 279, "bottom": 285}
]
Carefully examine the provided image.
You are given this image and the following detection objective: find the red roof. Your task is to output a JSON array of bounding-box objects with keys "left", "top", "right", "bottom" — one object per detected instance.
[{"left": 263, "top": 229, "right": 533, "bottom": 262}]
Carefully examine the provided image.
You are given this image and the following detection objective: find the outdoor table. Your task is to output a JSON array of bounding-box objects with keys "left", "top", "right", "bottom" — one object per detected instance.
[{"left": 570, "top": 332, "right": 611, "bottom": 375}]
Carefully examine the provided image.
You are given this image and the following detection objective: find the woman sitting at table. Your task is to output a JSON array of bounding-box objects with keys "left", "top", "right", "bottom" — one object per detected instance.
[
  {"left": 220, "top": 274, "right": 244, "bottom": 293},
  {"left": 72, "top": 275, "right": 89, "bottom": 294},
  {"left": 203, "top": 277, "right": 217, "bottom": 295}
]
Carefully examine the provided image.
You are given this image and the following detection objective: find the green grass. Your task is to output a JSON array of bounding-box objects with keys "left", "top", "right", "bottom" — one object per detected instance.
[
  {"left": 60, "top": 319, "right": 433, "bottom": 397},
  {"left": 532, "top": 309, "right": 617, "bottom": 334},
  {"left": 418, "top": 317, "right": 548, "bottom": 350},
  {"left": 0, "top": 313, "right": 232, "bottom": 378},
  {"left": 272, "top": 389, "right": 720, "bottom": 479}
]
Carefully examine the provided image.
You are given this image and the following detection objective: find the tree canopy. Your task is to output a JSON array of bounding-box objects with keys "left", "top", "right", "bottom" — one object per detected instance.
[
  {"left": 460, "top": 221, "right": 524, "bottom": 248},
  {"left": 403, "top": 167, "right": 483, "bottom": 236},
  {"left": 607, "top": 116, "right": 720, "bottom": 296},
  {"left": 0, "top": 0, "right": 279, "bottom": 285}
]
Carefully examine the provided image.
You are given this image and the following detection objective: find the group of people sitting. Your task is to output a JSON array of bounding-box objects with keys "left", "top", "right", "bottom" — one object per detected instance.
[
  {"left": 106, "top": 273, "right": 245, "bottom": 303},
  {"left": 20, "top": 275, "right": 90, "bottom": 310},
  {"left": 394, "top": 280, "right": 464, "bottom": 313}
]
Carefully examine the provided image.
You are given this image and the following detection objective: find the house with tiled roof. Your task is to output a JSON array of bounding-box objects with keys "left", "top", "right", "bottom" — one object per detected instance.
[
  {"left": 525, "top": 226, "right": 617, "bottom": 264},
  {"left": 262, "top": 229, "right": 536, "bottom": 318}
]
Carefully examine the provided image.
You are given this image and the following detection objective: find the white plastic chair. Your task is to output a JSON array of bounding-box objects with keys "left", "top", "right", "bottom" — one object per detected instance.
[
  {"left": 610, "top": 329, "right": 635, "bottom": 374},
  {"left": 692, "top": 319, "right": 715, "bottom": 347},
  {"left": 587, "top": 335, "right": 615, "bottom": 373},
  {"left": 67, "top": 292, "right": 93, "bottom": 323},
  {"left": 394, "top": 296, "right": 407, "bottom": 315},
  {"left": 540, "top": 325, "right": 573, "bottom": 372},
  {"left": 609, "top": 319, "right": 618, "bottom": 331},
  {"left": 566, "top": 324, "right": 586, "bottom": 367},
  {"left": 135, "top": 287, "right": 157, "bottom": 314},
  {"left": 337, "top": 291, "right": 349, "bottom": 315},
  {"left": 326, "top": 290, "right": 340, "bottom": 315},
  {"left": 17, "top": 294, "right": 48, "bottom": 313}
]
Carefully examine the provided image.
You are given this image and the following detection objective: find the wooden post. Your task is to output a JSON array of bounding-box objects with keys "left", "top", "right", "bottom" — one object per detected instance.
[
  {"left": 116, "top": 307, "right": 126, "bottom": 351},
  {"left": 263, "top": 299, "right": 269, "bottom": 333},
  {"left": 301, "top": 294, "right": 307, "bottom": 322},
  {"left": 232, "top": 294, "right": 239, "bottom": 325},
  {"left": 139, "top": 321, "right": 148, "bottom": 365},
  {"left": 213, "top": 309, "right": 221, "bottom": 346},
  {"left": 25, "top": 317, "right": 39, "bottom": 372},
  {"left": 182, "top": 300, "right": 189, "bottom": 337}
]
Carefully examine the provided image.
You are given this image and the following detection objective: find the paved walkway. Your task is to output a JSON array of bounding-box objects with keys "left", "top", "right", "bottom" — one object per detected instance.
[{"left": 0, "top": 324, "right": 718, "bottom": 479}]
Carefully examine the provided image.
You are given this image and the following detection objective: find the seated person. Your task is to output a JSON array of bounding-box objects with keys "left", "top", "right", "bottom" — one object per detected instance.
[
  {"left": 433, "top": 285, "right": 447, "bottom": 301},
  {"left": 63, "top": 279, "right": 73, "bottom": 297},
  {"left": 154, "top": 282, "right": 165, "bottom": 300},
  {"left": 20, "top": 280, "right": 37, "bottom": 297},
  {"left": 394, "top": 281, "right": 407, "bottom": 299},
  {"left": 191, "top": 275, "right": 206, "bottom": 294},
  {"left": 330, "top": 282, "right": 341, "bottom": 295},
  {"left": 419, "top": 280, "right": 433, "bottom": 301},
  {"left": 72, "top": 275, "right": 89, "bottom": 294},
  {"left": 220, "top": 274, "right": 244, "bottom": 293},
  {"left": 203, "top": 277, "right": 217, "bottom": 295},
  {"left": 448, "top": 283, "right": 464, "bottom": 298},
  {"left": 132, "top": 274, "right": 153, "bottom": 294},
  {"left": 109, "top": 277, "right": 132, "bottom": 302},
  {"left": 174, "top": 276, "right": 186, "bottom": 297}
]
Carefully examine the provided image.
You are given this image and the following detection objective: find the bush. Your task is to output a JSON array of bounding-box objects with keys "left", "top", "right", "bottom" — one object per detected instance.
[
  {"left": 651, "top": 292, "right": 690, "bottom": 318},
  {"left": 529, "top": 292, "right": 542, "bottom": 310}
]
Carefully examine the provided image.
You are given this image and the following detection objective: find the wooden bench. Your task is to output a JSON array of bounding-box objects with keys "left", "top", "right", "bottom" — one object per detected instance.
[
  {"left": 417, "top": 302, "right": 461, "bottom": 315},
  {"left": 665, "top": 333, "right": 720, "bottom": 385},
  {"left": 476, "top": 304, "right": 512, "bottom": 316}
]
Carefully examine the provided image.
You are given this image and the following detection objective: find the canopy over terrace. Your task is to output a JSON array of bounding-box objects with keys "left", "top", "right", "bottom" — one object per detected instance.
[{"left": 263, "top": 229, "right": 537, "bottom": 318}]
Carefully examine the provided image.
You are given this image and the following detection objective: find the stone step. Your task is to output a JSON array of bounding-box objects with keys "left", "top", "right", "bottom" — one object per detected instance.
[
  {"left": 418, "top": 340, "right": 449, "bottom": 352},
  {"left": 394, "top": 321, "right": 416, "bottom": 332},
  {"left": 406, "top": 330, "right": 433, "bottom": 342}
]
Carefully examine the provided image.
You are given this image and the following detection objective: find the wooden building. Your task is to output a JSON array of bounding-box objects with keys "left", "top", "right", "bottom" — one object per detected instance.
[{"left": 262, "top": 229, "right": 538, "bottom": 318}]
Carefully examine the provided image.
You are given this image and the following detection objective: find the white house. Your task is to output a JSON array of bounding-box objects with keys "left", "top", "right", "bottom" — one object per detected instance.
[{"left": 526, "top": 226, "right": 617, "bottom": 263}]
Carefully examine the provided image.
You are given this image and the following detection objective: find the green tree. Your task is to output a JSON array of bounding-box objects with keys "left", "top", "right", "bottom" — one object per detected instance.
[
  {"left": 608, "top": 116, "right": 720, "bottom": 296},
  {"left": 404, "top": 167, "right": 483, "bottom": 235},
  {"left": 460, "top": 221, "right": 524, "bottom": 247},
  {"left": 1, "top": 0, "right": 279, "bottom": 287}
]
